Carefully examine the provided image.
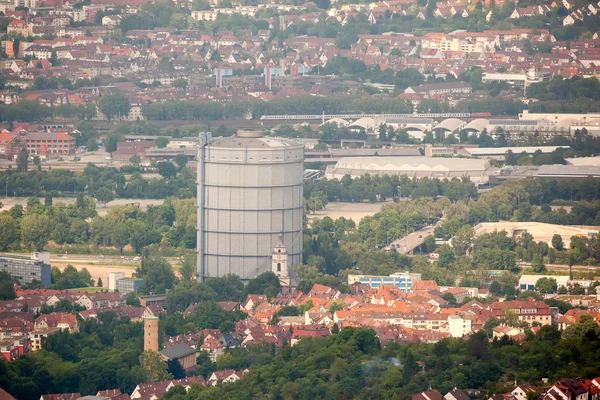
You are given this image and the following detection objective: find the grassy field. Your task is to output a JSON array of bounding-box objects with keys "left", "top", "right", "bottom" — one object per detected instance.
[{"left": 66, "top": 287, "right": 106, "bottom": 293}]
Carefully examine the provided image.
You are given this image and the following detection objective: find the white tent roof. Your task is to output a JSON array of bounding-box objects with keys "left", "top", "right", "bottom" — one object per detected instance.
[{"left": 435, "top": 118, "right": 464, "bottom": 132}]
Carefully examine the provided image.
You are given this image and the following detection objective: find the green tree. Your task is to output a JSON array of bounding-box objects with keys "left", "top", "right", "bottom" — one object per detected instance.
[
  {"left": 205, "top": 274, "right": 244, "bottom": 302},
  {"left": 535, "top": 277, "right": 557, "bottom": 294},
  {"left": 17, "top": 149, "right": 29, "bottom": 172},
  {"left": 452, "top": 226, "right": 474, "bottom": 256},
  {"left": 134, "top": 351, "right": 173, "bottom": 383},
  {"left": 139, "top": 255, "right": 176, "bottom": 294},
  {"left": 328, "top": 300, "right": 345, "bottom": 314},
  {"left": 378, "top": 124, "right": 387, "bottom": 141},
  {"left": 307, "top": 191, "right": 327, "bottom": 214},
  {"left": 441, "top": 292, "right": 457, "bottom": 305},
  {"left": 155, "top": 137, "right": 170, "bottom": 148},
  {"left": 0, "top": 271, "right": 16, "bottom": 300},
  {"left": 562, "top": 315, "right": 600, "bottom": 340},
  {"left": 166, "top": 280, "right": 216, "bottom": 312},
  {"left": 8, "top": 204, "right": 24, "bottom": 219},
  {"left": 97, "top": 277, "right": 103, "bottom": 287},
  {"left": 126, "top": 291, "right": 141, "bottom": 306},
  {"left": 99, "top": 92, "right": 131, "bottom": 121},
  {"left": 105, "top": 135, "right": 120, "bottom": 155},
  {"left": 21, "top": 214, "right": 51, "bottom": 251},
  {"left": 178, "top": 253, "right": 196, "bottom": 281},
  {"left": 174, "top": 154, "right": 188, "bottom": 170},
  {"left": 111, "top": 222, "right": 129, "bottom": 254},
  {"left": 96, "top": 187, "right": 114, "bottom": 207},
  {"left": 552, "top": 234, "right": 564, "bottom": 251},
  {"left": 129, "top": 154, "right": 141, "bottom": 167},
  {"left": 424, "top": 235, "right": 436, "bottom": 253},
  {"left": 531, "top": 254, "right": 546, "bottom": 273},
  {"left": 173, "top": 78, "right": 187, "bottom": 89},
  {"left": 489, "top": 280, "right": 502, "bottom": 295},
  {"left": 157, "top": 161, "right": 177, "bottom": 180},
  {"left": 245, "top": 271, "right": 282, "bottom": 299},
  {"left": 504, "top": 150, "right": 517, "bottom": 166},
  {"left": 0, "top": 214, "right": 18, "bottom": 251}
]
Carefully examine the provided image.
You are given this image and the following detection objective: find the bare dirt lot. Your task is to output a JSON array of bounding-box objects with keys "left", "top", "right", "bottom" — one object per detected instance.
[
  {"left": 52, "top": 254, "right": 182, "bottom": 285},
  {"left": 54, "top": 261, "right": 137, "bottom": 286},
  {"left": 309, "top": 201, "right": 387, "bottom": 223}
]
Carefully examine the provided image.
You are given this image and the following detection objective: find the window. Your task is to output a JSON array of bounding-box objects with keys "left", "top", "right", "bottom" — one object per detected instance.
[{"left": 277, "top": 263, "right": 281, "bottom": 272}]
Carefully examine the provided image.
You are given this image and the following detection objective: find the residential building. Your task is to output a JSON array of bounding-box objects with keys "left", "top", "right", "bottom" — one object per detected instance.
[
  {"left": 413, "top": 389, "right": 444, "bottom": 400},
  {"left": 290, "top": 325, "right": 331, "bottom": 345},
  {"left": 448, "top": 314, "right": 472, "bottom": 338},
  {"left": 29, "top": 327, "right": 60, "bottom": 351},
  {"left": 541, "top": 379, "right": 590, "bottom": 400},
  {"left": 199, "top": 336, "right": 225, "bottom": 362},
  {"left": 34, "top": 312, "right": 79, "bottom": 332},
  {"left": 0, "top": 132, "right": 25, "bottom": 160},
  {"left": 445, "top": 389, "right": 470, "bottom": 400},
  {"left": 512, "top": 384, "right": 539, "bottom": 400},
  {"left": 492, "top": 325, "right": 527, "bottom": 341},
  {"left": 489, "top": 300, "right": 552, "bottom": 325},
  {"left": 7, "top": 19, "right": 30, "bottom": 36},
  {"left": 75, "top": 293, "right": 126, "bottom": 309}
]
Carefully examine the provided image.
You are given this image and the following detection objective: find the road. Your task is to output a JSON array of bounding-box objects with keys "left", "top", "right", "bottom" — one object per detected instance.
[{"left": 386, "top": 225, "right": 436, "bottom": 254}]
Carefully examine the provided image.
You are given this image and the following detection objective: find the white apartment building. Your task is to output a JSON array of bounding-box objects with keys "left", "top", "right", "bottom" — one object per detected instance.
[{"left": 448, "top": 315, "right": 471, "bottom": 338}]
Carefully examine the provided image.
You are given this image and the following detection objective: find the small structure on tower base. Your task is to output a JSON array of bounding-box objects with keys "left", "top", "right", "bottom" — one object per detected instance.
[{"left": 272, "top": 236, "right": 291, "bottom": 287}]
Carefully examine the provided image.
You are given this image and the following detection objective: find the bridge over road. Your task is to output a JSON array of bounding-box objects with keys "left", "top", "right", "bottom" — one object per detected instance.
[{"left": 385, "top": 225, "right": 436, "bottom": 255}]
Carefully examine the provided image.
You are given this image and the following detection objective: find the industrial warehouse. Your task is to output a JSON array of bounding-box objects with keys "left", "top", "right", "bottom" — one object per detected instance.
[{"left": 325, "top": 156, "right": 493, "bottom": 184}]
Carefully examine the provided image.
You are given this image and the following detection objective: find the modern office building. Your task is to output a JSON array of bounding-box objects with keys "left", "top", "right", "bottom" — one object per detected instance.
[
  {"left": 348, "top": 272, "right": 422, "bottom": 292},
  {"left": 108, "top": 272, "right": 125, "bottom": 291},
  {"left": 116, "top": 278, "right": 144, "bottom": 294},
  {"left": 0, "top": 254, "right": 51, "bottom": 287}
]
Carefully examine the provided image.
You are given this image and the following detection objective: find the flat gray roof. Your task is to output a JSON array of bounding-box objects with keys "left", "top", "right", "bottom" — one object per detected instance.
[
  {"left": 537, "top": 165, "right": 600, "bottom": 177},
  {"left": 160, "top": 343, "right": 197, "bottom": 359},
  {"left": 335, "top": 156, "right": 490, "bottom": 171}
]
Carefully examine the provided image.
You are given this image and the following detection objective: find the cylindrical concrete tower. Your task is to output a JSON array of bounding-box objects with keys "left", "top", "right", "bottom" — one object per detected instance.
[
  {"left": 199, "top": 131, "right": 304, "bottom": 281},
  {"left": 144, "top": 316, "right": 159, "bottom": 352}
]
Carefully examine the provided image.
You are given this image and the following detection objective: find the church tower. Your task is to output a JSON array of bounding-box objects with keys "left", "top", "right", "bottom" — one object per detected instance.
[{"left": 272, "top": 235, "right": 290, "bottom": 286}]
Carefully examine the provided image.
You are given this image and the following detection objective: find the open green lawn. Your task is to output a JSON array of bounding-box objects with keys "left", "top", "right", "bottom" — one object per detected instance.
[{"left": 66, "top": 287, "right": 106, "bottom": 293}]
